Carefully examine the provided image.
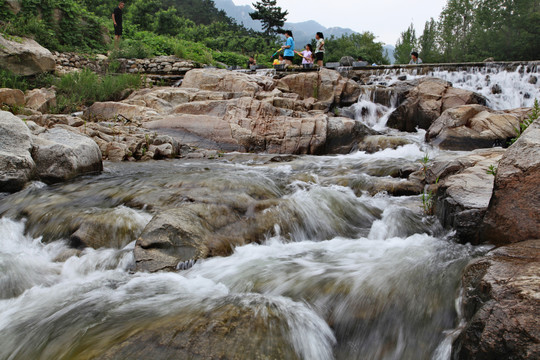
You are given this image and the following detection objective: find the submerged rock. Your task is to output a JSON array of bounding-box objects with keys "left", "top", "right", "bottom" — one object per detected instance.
[
  {"left": 479, "top": 119, "right": 540, "bottom": 245},
  {"left": 453, "top": 240, "right": 540, "bottom": 360},
  {"left": 426, "top": 104, "right": 524, "bottom": 150},
  {"left": 0, "top": 110, "right": 35, "bottom": 192},
  {"left": 94, "top": 297, "right": 302, "bottom": 360},
  {"left": 135, "top": 203, "right": 272, "bottom": 272}
]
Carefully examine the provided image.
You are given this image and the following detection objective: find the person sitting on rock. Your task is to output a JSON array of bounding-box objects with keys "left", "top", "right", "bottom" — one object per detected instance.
[
  {"left": 409, "top": 51, "right": 423, "bottom": 64},
  {"left": 247, "top": 56, "right": 257, "bottom": 69},
  {"left": 273, "top": 54, "right": 284, "bottom": 65}
]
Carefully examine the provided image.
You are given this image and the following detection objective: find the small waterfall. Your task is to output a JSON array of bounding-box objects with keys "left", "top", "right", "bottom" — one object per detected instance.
[{"left": 428, "top": 64, "right": 539, "bottom": 110}]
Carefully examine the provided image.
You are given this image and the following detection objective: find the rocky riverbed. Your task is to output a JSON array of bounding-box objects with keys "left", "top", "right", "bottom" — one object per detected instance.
[{"left": 1, "top": 41, "right": 540, "bottom": 359}]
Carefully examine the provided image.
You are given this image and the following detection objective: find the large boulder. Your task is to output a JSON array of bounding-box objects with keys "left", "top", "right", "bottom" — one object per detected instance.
[
  {"left": 386, "top": 78, "right": 486, "bottom": 132},
  {"left": 145, "top": 96, "right": 369, "bottom": 155},
  {"left": 181, "top": 68, "right": 275, "bottom": 96},
  {"left": 430, "top": 148, "right": 505, "bottom": 243},
  {"left": 31, "top": 127, "right": 102, "bottom": 183},
  {"left": 24, "top": 88, "right": 57, "bottom": 113},
  {"left": 479, "top": 119, "right": 540, "bottom": 245},
  {"left": 452, "top": 240, "right": 540, "bottom": 360},
  {"left": 0, "top": 88, "right": 25, "bottom": 107},
  {"left": 426, "top": 105, "right": 523, "bottom": 150},
  {"left": 0, "top": 110, "right": 35, "bottom": 192},
  {"left": 0, "top": 35, "right": 55, "bottom": 76},
  {"left": 277, "top": 68, "right": 361, "bottom": 108}
]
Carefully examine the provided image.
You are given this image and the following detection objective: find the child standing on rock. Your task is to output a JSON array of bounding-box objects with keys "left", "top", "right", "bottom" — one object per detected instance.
[
  {"left": 315, "top": 32, "right": 325, "bottom": 67},
  {"left": 281, "top": 30, "right": 295, "bottom": 66}
]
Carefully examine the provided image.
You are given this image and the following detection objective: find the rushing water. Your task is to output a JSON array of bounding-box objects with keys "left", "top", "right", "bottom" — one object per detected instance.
[
  {"left": 3, "top": 65, "right": 530, "bottom": 359},
  {"left": 0, "top": 145, "right": 490, "bottom": 359}
]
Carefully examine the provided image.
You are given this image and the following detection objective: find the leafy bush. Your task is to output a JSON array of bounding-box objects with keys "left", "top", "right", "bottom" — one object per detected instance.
[
  {"left": 213, "top": 51, "right": 249, "bottom": 67},
  {"left": 510, "top": 98, "right": 539, "bottom": 144}
]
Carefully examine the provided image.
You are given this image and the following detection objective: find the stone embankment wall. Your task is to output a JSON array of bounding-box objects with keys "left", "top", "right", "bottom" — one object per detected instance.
[
  {"left": 53, "top": 52, "right": 196, "bottom": 83},
  {"left": 53, "top": 52, "right": 539, "bottom": 84}
]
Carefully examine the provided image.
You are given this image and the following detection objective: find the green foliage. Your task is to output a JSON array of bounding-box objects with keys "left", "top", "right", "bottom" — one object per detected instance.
[
  {"left": 394, "top": 23, "right": 417, "bottom": 64},
  {"left": 324, "top": 32, "right": 390, "bottom": 65},
  {"left": 53, "top": 69, "right": 142, "bottom": 113},
  {"left": 2, "top": 0, "right": 106, "bottom": 52},
  {"left": 486, "top": 165, "right": 498, "bottom": 176},
  {"left": 419, "top": 18, "right": 440, "bottom": 63},
  {"left": 250, "top": 0, "right": 288, "bottom": 35},
  {"left": 213, "top": 52, "right": 249, "bottom": 67},
  {"left": 0, "top": 68, "right": 29, "bottom": 91},
  {"left": 510, "top": 98, "right": 539, "bottom": 144}
]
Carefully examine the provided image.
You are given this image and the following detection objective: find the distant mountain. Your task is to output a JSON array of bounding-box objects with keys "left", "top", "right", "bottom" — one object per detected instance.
[
  {"left": 213, "top": 0, "right": 355, "bottom": 47},
  {"left": 213, "top": 0, "right": 263, "bottom": 31},
  {"left": 383, "top": 44, "right": 395, "bottom": 64}
]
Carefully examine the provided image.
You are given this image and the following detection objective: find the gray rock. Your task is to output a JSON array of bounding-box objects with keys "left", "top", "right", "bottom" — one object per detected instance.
[
  {"left": 452, "top": 240, "right": 540, "bottom": 360},
  {"left": 31, "top": 127, "right": 102, "bottom": 183},
  {"left": 387, "top": 78, "right": 486, "bottom": 132},
  {"left": 0, "top": 110, "right": 35, "bottom": 192},
  {"left": 0, "top": 35, "right": 55, "bottom": 76},
  {"left": 426, "top": 105, "right": 521, "bottom": 150},
  {"left": 432, "top": 148, "right": 505, "bottom": 243}
]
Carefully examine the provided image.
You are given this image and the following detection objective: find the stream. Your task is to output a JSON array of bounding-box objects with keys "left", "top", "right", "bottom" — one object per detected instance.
[{"left": 0, "top": 64, "right": 538, "bottom": 360}]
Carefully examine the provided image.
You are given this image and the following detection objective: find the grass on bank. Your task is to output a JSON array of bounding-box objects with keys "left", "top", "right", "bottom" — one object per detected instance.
[
  {"left": 54, "top": 69, "right": 143, "bottom": 113},
  {"left": 0, "top": 68, "right": 143, "bottom": 114}
]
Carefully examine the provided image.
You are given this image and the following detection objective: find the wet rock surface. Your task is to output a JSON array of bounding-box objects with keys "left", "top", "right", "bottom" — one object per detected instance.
[
  {"left": 426, "top": 104, "right": 525, "bottom": 150},
  {"left": 453, "top": 240, "right": 540, "bottom": 360},
  {"left": 94, "top": 298, "right": 301, "bottom": 360},
  {"left": 479, "top": 119, "right": 540, "bottom": 245},
  {"left": 429, "top": 148, "right": 505, "bottom": 243},
  {"left": 386, "top": 78, "right": 486, "bottom": 132}
]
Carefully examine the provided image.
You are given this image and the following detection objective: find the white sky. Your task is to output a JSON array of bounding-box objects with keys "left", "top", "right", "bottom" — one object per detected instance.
[{"left": 232, "top": 0, "right": 448, "bottom": 45}]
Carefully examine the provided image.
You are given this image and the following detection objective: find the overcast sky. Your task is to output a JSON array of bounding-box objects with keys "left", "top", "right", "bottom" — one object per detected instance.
[{"left": 232, "top": 0, "right": 448, "bottom": 45}]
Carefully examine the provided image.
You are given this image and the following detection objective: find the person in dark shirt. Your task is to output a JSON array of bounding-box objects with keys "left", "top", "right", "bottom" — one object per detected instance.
[{"left": 112, "top": 2, "right": 125, "bottom": 47}]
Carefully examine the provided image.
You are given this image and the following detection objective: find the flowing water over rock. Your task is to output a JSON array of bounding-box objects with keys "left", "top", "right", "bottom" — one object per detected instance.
[
  {"left": 1, "top": 146, "right": 491, "bottom": 359},
  {"left": 3, "top": 65, "right": 535, "bottom": 359}
]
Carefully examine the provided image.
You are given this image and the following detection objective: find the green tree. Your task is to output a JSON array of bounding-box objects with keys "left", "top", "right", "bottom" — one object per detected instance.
[
  {"left": 155, "top": 7, "right": 183, "bottom": 36},
  {"left": 394, "top": 23, "right": 417, "bottom": 64},
  {"left": 419, "top": 18, "right": 440, "bottom": 63},
  {"left": 438, "top": 0, "right": 475, "bottom": 62},
  {"left": 324, "top": 32, "right": 390, "bottom": 65},
  {"left": 249, "top": 0, "right": 288, "bottom": 35}
]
